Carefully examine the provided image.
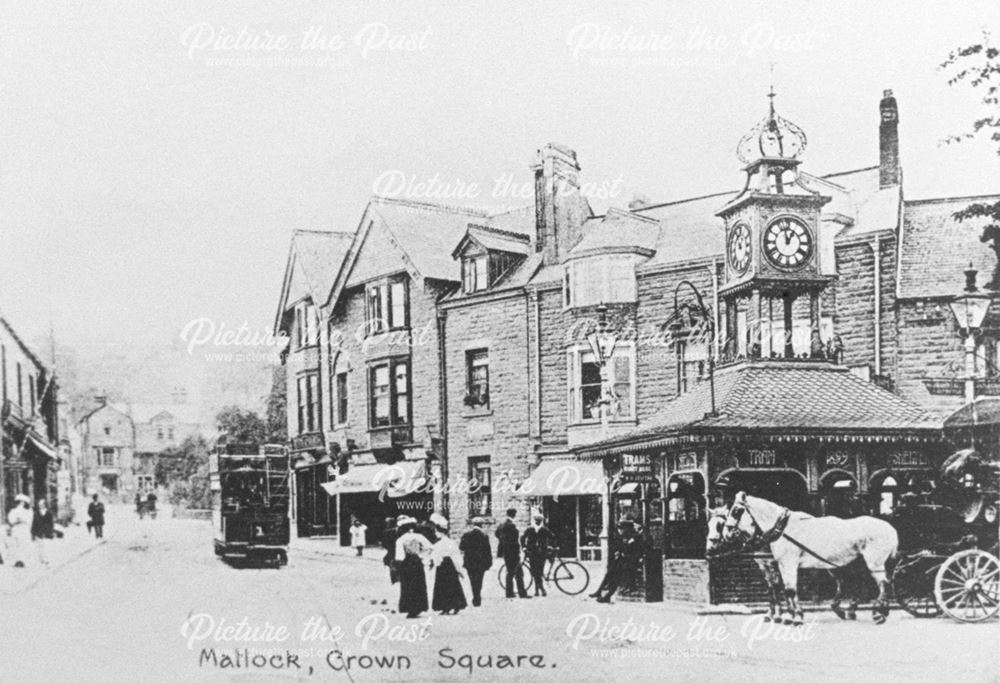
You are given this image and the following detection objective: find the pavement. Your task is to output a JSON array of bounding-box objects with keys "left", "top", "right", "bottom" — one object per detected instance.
[{"left": 0, "top": 516, "right": 997, "bottom": 682}]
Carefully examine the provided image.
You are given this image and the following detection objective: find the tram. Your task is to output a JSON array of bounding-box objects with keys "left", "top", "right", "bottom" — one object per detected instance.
[{"left": 209, "top": 442, "right": 290, "bottom": 566}]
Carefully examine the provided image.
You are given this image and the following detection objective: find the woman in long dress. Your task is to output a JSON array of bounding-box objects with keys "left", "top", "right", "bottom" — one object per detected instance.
[
  {"left": 430, "top": 513, "right": 467, "bottom": 615},
  {"left": 7, "top": 494, "right": 35, "bottom": 568},
  {"left": 394, "top": 516, "right": 432, "bottom": 618}
]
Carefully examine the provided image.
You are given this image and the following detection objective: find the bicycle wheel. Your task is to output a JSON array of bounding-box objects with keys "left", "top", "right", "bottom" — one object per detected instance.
[
  {"left": 496, "top": 560, "right": 534, "bottom": 592},
  {"left": 552, "top": 560, "right": 590, "bottom": 596}
]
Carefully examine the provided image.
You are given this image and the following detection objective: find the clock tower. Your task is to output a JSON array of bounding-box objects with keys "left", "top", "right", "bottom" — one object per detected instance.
[{"left": 717, "top": 88, "right": 832, "bottom": 362}]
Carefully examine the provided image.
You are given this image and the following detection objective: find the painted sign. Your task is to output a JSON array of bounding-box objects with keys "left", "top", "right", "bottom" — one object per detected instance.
[{"left": 620, "top": 453, "right": 657, "bottom": 482}]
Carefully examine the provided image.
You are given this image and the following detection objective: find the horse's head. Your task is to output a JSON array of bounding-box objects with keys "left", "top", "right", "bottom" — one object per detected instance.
[
  {"left": 704, "top": 506, "right": 731, "bottom": 557},
  {"left": 721, "top": 491, "right": 759, "bottom": 548}
]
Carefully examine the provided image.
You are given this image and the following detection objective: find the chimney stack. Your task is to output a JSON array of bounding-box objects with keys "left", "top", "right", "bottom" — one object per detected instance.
[
  {"left": 532, "top": 144, "right": 585, "bottom": 264},
  {"left": 879, "top": 89, "right": 900, "bottom": 189}
]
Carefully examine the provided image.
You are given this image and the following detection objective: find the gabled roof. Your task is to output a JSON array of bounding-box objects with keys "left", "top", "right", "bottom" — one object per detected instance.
[
  {"left": 897, "top": 195, "right": 1000, "bottom": 299},
  {"left": 274, "top": 230, "right": 353, "bottom": 331},
  {"left": 77, "top": 402, "right": 133, "bottom": 426},
  {"left": 451, "top": 224, "right": 531, "bottom": 259},
  {"left": 127, "top": 403, "right": 204, "bottom": 425},
  {"left": 576, "top": 362, "right": 941, "bottom": 454},
  {"left": 0, "top": 315, "right": 48, "bottom": 373}
]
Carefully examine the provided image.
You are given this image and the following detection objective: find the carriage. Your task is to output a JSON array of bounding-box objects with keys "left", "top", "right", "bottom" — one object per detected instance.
[
  {"left": 209, "top": 442, "right": 291, "bottom": 567},
  {"left": 890, "top": 449, "right": 999, "bottom": 622}
]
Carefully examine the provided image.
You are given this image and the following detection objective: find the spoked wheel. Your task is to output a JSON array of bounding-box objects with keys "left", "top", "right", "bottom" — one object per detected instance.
[
  {"left": 893, "top": 556, "right": 942, "bottom": 618},
  {"left": 496, "top": 562, "right": 533, "bottom": 592},
  {"left": 551, "top": 560, "right": 590, "bottom": 596},
  {"left": 934, "top": 549, "right": 1000, "bottom": 623}
]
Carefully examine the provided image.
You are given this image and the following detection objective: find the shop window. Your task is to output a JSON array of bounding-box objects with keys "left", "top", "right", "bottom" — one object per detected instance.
[
  {"left": 665, "top": 473, "right": 706, "bottom": 559},
  {"left": 465, "top": 349, "right": 490, "bottom": 408},
  {"left": 567, "top": 344, "right": 635, "bottom": 423},
  {"left": 368, "top": 358, "right": 410, "bottom": 429},
  {"left": 365, "top": 276, "right": 409, "bottom": 334},
  {"left": 468, "top": 457, "right": 491, "bottom": 516}
]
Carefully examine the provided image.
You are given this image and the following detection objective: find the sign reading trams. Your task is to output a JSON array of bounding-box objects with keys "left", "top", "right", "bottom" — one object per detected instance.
[{"left": 620, "top": 453, "right": 657, "bottom": 482}]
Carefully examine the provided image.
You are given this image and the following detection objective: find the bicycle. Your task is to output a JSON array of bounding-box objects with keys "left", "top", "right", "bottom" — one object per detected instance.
[{"left": 496, "top": 551, "right": 590, "bottom": 596}]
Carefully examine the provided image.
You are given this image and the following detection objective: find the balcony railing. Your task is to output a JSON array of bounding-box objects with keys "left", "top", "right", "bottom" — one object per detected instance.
[{"left": 923, "top": 377, "right": 1000, "bottom": 396}]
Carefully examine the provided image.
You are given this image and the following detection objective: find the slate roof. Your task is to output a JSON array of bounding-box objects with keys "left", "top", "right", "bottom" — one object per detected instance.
[
  {"left": 576, "top": 362, "right": 941, "bottom": 454},
  {"left": 288, "top": 230, "right": 353, "bottom": 305},
  {"left": 454, "top": 224, "right": 532, "bottom": 257},
  {"left": 567, "top": 208, "right": 660, "bottom": 258},
  {"left": 897, "top": 195, "right": 1000, "bottom": 299}
]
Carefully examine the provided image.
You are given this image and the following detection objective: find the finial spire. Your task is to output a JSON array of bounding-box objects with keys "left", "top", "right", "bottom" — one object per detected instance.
[{"left": 768, "top": 63, "right": 777, "bottom": 116}]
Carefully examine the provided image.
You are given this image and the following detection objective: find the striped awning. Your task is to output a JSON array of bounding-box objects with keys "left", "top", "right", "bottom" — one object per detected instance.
[{"left": 321, "top": 460, "right": 426, "bottom": 496}]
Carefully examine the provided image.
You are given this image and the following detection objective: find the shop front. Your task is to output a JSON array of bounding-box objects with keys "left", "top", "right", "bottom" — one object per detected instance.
[
  {"left": 290, "top": 433, "right": 332, "bottom": 538},
  {"left": 576, "top": 361, "right": 946, "bottom": 605},
  {"left": 514, "top": 457, "right": 606, "bottom": 561},
  {"left": 322, "top": 457, "right": 430, "bottom": 547}
]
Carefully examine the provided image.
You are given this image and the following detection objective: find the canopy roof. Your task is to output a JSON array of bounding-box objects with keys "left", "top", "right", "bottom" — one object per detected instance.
[{"left": 577, "top": 361, "right": 942, "bottom": 455}]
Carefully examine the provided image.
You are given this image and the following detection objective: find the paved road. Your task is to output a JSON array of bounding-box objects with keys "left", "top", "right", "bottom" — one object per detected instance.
[{"left": 1, "top": 516, "right": 997, "bottom": 682}]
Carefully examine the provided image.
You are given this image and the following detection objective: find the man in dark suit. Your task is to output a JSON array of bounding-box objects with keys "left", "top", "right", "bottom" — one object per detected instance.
[
  {"left": 495, "top": 507, "right": 529, "bottom": 599},
  {"left": 459, "top": 517, "right": 493, "bottom": 606}
]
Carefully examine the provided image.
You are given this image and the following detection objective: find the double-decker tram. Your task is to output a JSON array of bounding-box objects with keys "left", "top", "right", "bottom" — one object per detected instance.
[{"left": 209, "top": 442, "right": 290, "bottom": 567}]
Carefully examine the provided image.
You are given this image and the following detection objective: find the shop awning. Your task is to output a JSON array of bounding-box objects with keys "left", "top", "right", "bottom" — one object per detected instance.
[
  {"left": 514, "top": 459, "right": 606, "bottom": 498},
  {"left": 321, "top": 460, "right": 427, "bottom": 496},
  {"left": 26, "top": 433, "right": 58, "bottom": 460}
]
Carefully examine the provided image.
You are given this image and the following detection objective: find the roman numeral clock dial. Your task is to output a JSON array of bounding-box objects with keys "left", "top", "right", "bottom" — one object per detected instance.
[
  {"left": 727, "top": 222, "right": 752, "bottom": 274},
  {"left": 763, "top": 217, "right": 812, "bottom": 269}
]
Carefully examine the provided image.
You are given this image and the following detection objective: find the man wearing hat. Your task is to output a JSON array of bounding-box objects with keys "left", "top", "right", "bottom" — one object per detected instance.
[
  {"left": 590, "top": 516, "right": 644, "bottom": 603},
  {"left": 495, "top": 507, "right": 529, "bottom": 599},
  {"left": 459, "top": 517, "right": 492, "bottom": 607},
  {"left": 87, "top": 494, "right": 106, "bottom": 539},
  {"left": 6, "top": 494, "right": 35, "bottom": 568}
]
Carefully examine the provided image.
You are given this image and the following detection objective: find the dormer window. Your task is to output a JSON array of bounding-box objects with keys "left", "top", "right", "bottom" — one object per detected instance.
[
  {"left": 463, "top": 254, "right": 489, "bottom": 293},
  {"left": 564, "top": 255, "right": 637, "bottom": 307}
]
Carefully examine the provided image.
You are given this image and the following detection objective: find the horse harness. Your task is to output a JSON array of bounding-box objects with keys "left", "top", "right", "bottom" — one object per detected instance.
[{"left": 734, "top": 501, "right": 850, "bottom": 568}]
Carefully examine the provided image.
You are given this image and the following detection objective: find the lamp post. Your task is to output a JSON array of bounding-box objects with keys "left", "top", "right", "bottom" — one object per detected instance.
[
  {"left": 670, "top": 281, "right": 717, "bottom": 417},
  {"left": 586, "top": 303, "right": 618, "bottom": 564},
  {"left": 948, "top": 266, "right": 992, "bottom": 405}
]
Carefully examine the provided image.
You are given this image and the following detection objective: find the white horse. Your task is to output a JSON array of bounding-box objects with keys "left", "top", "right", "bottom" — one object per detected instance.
[
  {"left": 706, "top": 505, "right": 812, "bottom": 623},
  {"left": 722, "top": 492, "right": 899, "bottom": 625}
]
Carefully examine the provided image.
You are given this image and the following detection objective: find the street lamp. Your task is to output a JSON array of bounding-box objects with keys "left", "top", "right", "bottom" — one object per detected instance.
[
  {"left": 670, "top": 281, "right": 717, "bottom": 417},
  {"left": 948, "top": 265, "right": 993, "bottom": 405}
]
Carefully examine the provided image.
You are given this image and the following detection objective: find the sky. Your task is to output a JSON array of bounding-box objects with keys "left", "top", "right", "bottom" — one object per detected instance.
[{"left": 0, "top": 0, "right": 998, "bottom": 370}]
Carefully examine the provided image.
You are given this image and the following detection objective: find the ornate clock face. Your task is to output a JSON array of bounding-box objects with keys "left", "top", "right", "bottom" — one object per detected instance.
[
  {"left": 728, "top": 223, "right": 752, "bottom": 274},
  {"left": 763, "top": 217, "right": 813, "bottom": 269}
]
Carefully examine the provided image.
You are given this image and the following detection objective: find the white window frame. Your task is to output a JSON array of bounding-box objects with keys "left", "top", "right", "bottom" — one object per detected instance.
[{"left": 566, "top": 342, "right": 636, "bottom": 424}]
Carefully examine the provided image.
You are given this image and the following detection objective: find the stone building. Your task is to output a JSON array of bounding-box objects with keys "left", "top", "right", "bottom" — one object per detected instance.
[
  {"left": 0, "top": 316, "right": 60, "bottom": 516},
  {"left": 77, "top": 399, "right": 135, "bottom": 502},
  {"left": 277, "top": 88, "right": 998, "bottom": 576}
]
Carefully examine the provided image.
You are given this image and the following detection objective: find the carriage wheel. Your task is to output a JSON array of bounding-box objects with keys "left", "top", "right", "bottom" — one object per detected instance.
[
  {"left": 893, "top": 558, "right": 942, "bottom": 618},
  {"left": 933, "top": 549, "right": 1000, "bottom": 623}
]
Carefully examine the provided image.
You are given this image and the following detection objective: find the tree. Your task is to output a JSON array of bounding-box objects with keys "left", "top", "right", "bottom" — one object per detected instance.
[
  {"left": 941, "top": 31, "right": 1000, "bottom": 285},
  {"left": 215, "top": 405, "right": 268, "bottom": 446},
  {"left": 156, "top": 435, "right": 211, "bottom": 509}
]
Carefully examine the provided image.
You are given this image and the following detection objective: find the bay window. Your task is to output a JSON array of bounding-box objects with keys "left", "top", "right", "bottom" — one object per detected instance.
[
  {"left": 564, "top": 255, "right": 637, "bottom": 307},
  {"left": 296, "top": 373, "right": 320, "bottom": 434},
  {"left": 567, "top": 344, "right": 635, "bottom": 423},
  {"left": 369, "top": 358, "right": 410, "bottom": 429}
]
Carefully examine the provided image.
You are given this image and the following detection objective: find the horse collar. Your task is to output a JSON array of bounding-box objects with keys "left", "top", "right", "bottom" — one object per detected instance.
[{"left": 760, "top": 507, "right": 791, "bottom": 544}]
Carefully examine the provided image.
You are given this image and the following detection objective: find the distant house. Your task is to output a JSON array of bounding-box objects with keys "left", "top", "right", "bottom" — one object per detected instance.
[{"left": 77, "top": 399, "right": 135, "bottom": 501}]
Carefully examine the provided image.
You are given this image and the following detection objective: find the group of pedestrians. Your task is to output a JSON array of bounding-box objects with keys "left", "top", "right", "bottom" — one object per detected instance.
[
  {"left": 378, "top": 507, "right": 567, "bottom": 618},
  {"left": 3, "top": 494, "right": 56, "bottom": 568}
]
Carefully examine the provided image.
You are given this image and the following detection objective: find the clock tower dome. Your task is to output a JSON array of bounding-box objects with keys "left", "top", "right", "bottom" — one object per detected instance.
[{"left": 716, "top": 88, "right": 832, "bottom": 362}]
